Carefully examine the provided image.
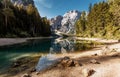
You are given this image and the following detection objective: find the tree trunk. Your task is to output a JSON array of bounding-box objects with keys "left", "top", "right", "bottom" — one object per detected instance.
[
  {"left": 5, "top": 15, "right": 7, "bottom": 28},
  {"left": 4, "top": 0, "right": 7, "bottom": 8}
]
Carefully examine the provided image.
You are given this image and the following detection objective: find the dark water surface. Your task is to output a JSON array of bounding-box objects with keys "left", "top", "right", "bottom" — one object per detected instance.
[{"left": 0, "top": 37, "right": 99, "bottom": 72}]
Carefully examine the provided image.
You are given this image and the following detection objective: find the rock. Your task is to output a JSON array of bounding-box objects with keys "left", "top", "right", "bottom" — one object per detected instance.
[
  {"left": 57, "top": 64, "right": 63, "bottom": 68},
  {"left": 11, "top": 0, "right": 34, "bottom": 6},
  {"left": 60, "top": 59, "right": 70, "bottom": 67},
  {"left": 50, "top": 10, "right": 81, "bottom": 35},
  {"left": 111, "top": 48, "right": 117, "bottom": 52},
  {"left": 60, "top": 10, "right": 81, "bottom": 34},
  {"left": 36, "top": 72, "right": 39, "bottom": 75},
  {"left": 67, "top": 59, "right": 74, "bottom": 67},
  {"left": 22, "top": 73, "right": 31, "bottom": 77},
  {"left": 102, "top": 46, "right": 111, "bottom": 55},
  {"left": 21, "top": 65, "right": 28, "bottom": 71},
  {"left": 74, "top": 60, "right": 82, "bottom": 67},
  {"left": 92, "top": 53, "right": 98, "bottom": 56},
  {"left": 12, "top": 62, "right": 20, "bottom": 67},
  {"left": 30, "top": 68, "right": 36, "bottom": 72},
  {"left": 82, "top": 68, "right": 95, "bottom": 77},
  {"left": 50, "top": 15, "right": 63, "bottom": 32},
  {"left": 60, "top": 56, "right": 73, "bottom": 67},
  {"left": 88, "top": 69, "right": 95, "bottom": 77},
  {"left": 59, "top": 57, "right": 82, "bottom": 67},
  {"left": 90, "top": 59, "right": 100, "bottom": 64},
  {"left": 118, "top": 39, "right": 120, "bottom": 42},
  {"left": 63, "top": 56, "right": 70, "bottom": 60},
  {"left": 111, "top": 54, "right": 119, "bottom": 57}
]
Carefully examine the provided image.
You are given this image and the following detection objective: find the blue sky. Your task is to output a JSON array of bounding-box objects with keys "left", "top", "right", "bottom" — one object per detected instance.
[{"left": 34, "top": 0, "right": 106, "bottom": 18}]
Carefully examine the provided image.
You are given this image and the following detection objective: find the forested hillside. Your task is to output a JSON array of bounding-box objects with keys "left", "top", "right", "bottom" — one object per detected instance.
[
  {"left": 76, "top": 0, "right": 120, "bottom": 39},
  {"left": 0, "top": 0, "right": 51, "bottom": 37}
]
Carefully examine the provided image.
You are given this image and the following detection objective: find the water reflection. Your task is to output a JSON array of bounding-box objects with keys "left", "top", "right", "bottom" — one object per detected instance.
[
  {"left": 36, "top": 37, "right": 101, "bottom": 71},
  {"left": 50, "top": 37, "right": 76, "bottom": 54},
  {"left": 0, "top": 37, "right": 100, "bottom": 72},
  {"left": 36, "top": 37, "right": 76, "bottom": 71},
  {"left": 36, "top": 54, "right": 58, "bottom": 71}
]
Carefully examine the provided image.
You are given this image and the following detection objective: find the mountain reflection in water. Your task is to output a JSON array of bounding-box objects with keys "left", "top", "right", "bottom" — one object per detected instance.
[
  {"left": 50, "top": 37, "right": 76, "bottom": 54},
  {"left": 36, "top": 37, "right": 100, "bottom": 71},
  {"left": 36, "top": 37, "right": 76, "bottom": 71},
  {"left": 0, "top": 37, "right": 99, "bottom": 72}
]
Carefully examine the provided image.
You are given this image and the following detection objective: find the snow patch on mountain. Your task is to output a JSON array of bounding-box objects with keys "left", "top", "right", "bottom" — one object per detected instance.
[
  {"left": 50, "top": 10, "right": 81, "bottom": 35},
  {"left": 50, "top": 15, "right": 63, "bottom": 31}
]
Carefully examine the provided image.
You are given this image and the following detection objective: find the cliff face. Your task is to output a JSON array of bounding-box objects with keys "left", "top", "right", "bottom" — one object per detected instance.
[
  {"left": 60, "top": 10, "right": 81, "bottom": 34},
  {"left": 50, "top": 15, "right": 63, "bottom": 31},
  {"left": 11, "top": 0, "right": 34, "bottom": 6},
  {"left": 50, "top": 10, "right": 81, "bottom": 34}
]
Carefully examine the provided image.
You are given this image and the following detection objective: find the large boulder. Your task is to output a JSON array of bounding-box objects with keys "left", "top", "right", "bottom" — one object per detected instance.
[{"left": 58, "top": 56, "right": 82, "bottom": 67}]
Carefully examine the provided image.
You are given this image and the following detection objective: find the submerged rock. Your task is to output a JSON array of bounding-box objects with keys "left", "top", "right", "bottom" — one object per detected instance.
[
  {"left": 12, "top": 62, "right": 20, "bottom": 67},
  {"left": 30, "top": 68, "right": 36, "bottom": 73}
]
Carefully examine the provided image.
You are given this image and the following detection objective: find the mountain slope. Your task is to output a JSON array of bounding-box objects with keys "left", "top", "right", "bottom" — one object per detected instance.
[
  {"left": 50, "top": 10, "right": 81, "bottom": 35},
  {"left": 11, "top": 0, "right": 34, "bottom": 6}
]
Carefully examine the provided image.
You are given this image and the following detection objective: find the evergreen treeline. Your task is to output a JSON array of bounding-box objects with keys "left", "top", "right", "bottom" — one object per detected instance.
[
  {"left": 76, "top": 0, "right": 120, "bottom": 39},
  {"left": 0, "top": 0, "right": 51, "bottom": 37}
]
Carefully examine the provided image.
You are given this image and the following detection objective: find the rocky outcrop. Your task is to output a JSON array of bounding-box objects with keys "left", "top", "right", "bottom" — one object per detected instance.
[
  {"left": 50, "top": 10, "right": 81, "bottom": 35},
  {"left": 60, "top": 10, "right": 81, "bottom": 34},
  {"left": 11, "top": 0, "right": 34, "bottom": 6},
  {"left": 50, "top": 15, "right": 63, "bottom": 31}
]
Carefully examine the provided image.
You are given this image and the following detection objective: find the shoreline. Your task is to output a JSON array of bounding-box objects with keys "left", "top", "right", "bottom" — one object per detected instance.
[
  {"left": 75, "top": 37, "right": 119, "bottom": 43},
  {"left": 4, "top": 42, "right": 120, "bottom": 77},
  {"left": 0, "top": 39, "right": 120, "bottom": 77},
  {"left": 0, "top": 37, "right": 119, "bottom": 47},
  {"left": 32, "top": 42, "right": 120, "bottom": 77},
  {"left": 0, "top": 37, "right": 52, "bottom": 46}
]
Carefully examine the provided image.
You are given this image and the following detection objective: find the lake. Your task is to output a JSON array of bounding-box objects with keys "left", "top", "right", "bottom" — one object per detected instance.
[{"left": 0, "top": 37, "right": 99, "bottom": 73}]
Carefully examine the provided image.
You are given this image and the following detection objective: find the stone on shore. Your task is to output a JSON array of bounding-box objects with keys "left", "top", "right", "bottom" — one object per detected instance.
[
  {"left": 82, "top": 68, "right": 95, "bottom": 77},
  {"left": 58, "top": 56, "right": 82, "bottom": 67},
  {"left": 22, "top": 73, "right": 31, "bottom": 77},
  {"left": 90, "top": 59, "right": 100, "bottom": 64}
]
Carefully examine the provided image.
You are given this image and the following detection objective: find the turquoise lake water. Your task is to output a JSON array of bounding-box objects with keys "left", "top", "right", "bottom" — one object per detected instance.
[{"left": 0, "top": 37, "right": 97, "bottom": 73}]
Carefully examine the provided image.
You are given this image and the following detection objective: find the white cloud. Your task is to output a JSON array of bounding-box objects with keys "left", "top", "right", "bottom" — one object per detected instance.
[{"left": 34, "top": 0, "right": 53, "bottom": 8}]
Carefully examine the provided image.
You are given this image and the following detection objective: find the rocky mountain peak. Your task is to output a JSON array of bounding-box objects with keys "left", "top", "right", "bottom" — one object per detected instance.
[
  {"left": 50, "top": 10, "right": 81, "bottom": 35},
  {"left": 50, "top": 15, "right": 63, "bottom": 31},
  {"left": 11, "top": 0, "right": 34, "bottom": 6},
  {"left": 62, "top": 10, "right": 81, "bottom": 26}
]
